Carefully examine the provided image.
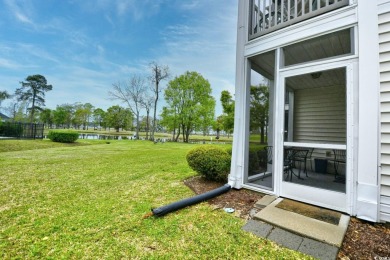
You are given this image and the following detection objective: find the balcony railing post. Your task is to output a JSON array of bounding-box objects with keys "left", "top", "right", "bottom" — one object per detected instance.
[{"left": 249, "top": 0, "right": 349, "bottom": 40}]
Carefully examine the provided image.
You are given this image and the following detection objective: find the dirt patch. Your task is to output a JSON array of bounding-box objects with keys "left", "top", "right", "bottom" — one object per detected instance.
[
  {"left": 276, "top": 198, "right": 341, "bottom": 225},
  {"left": 184, "top": 176, "right": 263, "bottom": 219},
  {"left": 184, "top": 175, "right": 390, "bottom": 259}
]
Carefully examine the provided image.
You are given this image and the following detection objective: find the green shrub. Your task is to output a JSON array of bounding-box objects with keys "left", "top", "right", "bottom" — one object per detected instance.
[
  {"left": 186, "top": 145, "right": 231, "bottom": 182},
  {"left": 248, "top": 151, "right": 260, "bottom": 175},
  {"left": 47, "top": 130, "right": 79, "bottom": 143},
  {"left": 0, "top": 122, "right": 23, "bottom": 137},
  {"left": 248, "top": 145, "right": 266, "bottom": 175},
  {"left": 225, "top": 146, "right": 232, "bottom": 156}
]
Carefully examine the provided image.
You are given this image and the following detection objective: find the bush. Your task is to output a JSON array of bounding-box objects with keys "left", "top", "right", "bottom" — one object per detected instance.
[
  {"left": 47, "top": 130, "right": 79, "bottom": 143},
  {"left": 248, "top": 146, "right": 266, "bottom": 175},
  {"left": 0, "top": 122, "right": 23, "bottom": 137},
  {"left": 248, "top": 151, "right": 260, "bottom": 175},
  {"left": 186, "top": 145, "right": 231, "bottom": 182}
]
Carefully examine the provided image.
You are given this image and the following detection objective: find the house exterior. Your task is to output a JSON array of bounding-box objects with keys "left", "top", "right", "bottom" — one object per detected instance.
[
  {"left": 229, "top": 0, "right": 390, "bottom": 222},
  {"left": 0, "top": 112, "right": 10, "bottom": 122}
]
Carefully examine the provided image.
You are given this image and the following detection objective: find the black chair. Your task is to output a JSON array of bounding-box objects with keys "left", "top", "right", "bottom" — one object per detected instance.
[
  {"left": 332, "top": 149, "right": 346, "bottom": 183},
  {"left": 265, "top": 146, "right": 273, "bottom": 165},
  {"left": 283, "top": 148, "right": 296, "bottom": 181},
  {"left": 306, "top": 148, "right": 314, "bottom": 173},
  {"left": 293, "top": 148, "right": 313, "bottom": 177},
  {"left": 291, "top": 148, "right": 309, "bottom": 179}
]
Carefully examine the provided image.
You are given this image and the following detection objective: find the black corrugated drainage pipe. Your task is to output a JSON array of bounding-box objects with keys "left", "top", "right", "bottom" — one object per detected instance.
[{"left": 151, "top": 183, "right": 232, "bottom": 217}]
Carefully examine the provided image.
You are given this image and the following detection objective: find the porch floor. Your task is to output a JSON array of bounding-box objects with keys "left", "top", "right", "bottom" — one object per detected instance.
[{"left": 250, "top": 169, "right": 346, "bottom": 193}]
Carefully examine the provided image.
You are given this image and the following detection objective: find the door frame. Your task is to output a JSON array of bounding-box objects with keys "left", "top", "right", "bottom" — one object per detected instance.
[{"left": 274, "top": 58, "right": 357, "bottom": 214}]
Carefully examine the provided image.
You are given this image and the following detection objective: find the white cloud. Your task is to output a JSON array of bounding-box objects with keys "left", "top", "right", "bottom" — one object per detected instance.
[
  {"left": 178, "top": 1, "right": 200, "bottom": 10},
  {"left": 154, "top": 2, "right": 238, "bottom": 114},
  {"left": 0, "top": 1, "right": 239, "bottom": 117},
  {"left": 4, "top": 0, "right": 35, "bottom": 26},
  {"left": 0, "top": 58, "right": 23, "bottom": 70},
  {"left": 75, "top": 0, "right": 164, "bottom": 21}
]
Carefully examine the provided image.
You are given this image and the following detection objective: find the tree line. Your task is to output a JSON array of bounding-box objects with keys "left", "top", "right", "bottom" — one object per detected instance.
[{"left": 0, "top": 65, "right": 270, "bottom": 143}]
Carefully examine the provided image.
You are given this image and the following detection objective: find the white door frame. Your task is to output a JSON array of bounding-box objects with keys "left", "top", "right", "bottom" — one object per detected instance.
[{"left": 274, "top": 58, "right": 357, "bottom": 214}]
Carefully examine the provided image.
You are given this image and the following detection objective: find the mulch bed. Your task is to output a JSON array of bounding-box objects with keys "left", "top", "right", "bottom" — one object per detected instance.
[{"left": 184, "top": 176, "right": 390, "bottom": 259}]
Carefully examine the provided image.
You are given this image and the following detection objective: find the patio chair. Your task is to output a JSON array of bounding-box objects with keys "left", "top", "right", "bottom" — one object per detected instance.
[
  {"left": 294, "top": 148, "right": 313, "bottom": 177},
  {"left": 331, "top": 149, "right": 346, "bottom": 183},
  {"left": 284, "top": 148, "right": 296, "bottom": 181},
  {"left": 290, "top": 148, "right": 309, "bottom": 179},
  {"left": 265, "top": 146, "right": 273, "bottom": 165}
]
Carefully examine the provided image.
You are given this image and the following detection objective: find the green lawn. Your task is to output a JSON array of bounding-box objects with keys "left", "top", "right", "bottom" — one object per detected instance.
[{"left": 0, "top": 139, "right": 309, "bottom": 259}]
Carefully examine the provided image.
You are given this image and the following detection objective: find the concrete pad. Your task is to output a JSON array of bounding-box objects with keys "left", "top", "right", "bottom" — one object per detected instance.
[
  {"left": 299, "top": 238, "right": 339, "bottom": 260},
  {"left": 254, "top": 198, "right": 350, "bottom": 247},
  {"left": 254, "top": 195, "right": 277, "bottom": 209},
  {"left": 267, "top": 227, "right": 303, "bottom": 250},
  {"left": 242, "top": 220, "right": 273, "bottom": 238}
]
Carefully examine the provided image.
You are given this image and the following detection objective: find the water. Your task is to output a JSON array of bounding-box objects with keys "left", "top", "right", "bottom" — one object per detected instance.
[{"left": 78, "top": 134, "right": 135, "bottom": 140}]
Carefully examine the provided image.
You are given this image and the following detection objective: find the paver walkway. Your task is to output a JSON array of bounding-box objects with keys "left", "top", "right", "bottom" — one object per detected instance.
[{"left": 242, "top": 195, "right": 350, "bottom": 260}]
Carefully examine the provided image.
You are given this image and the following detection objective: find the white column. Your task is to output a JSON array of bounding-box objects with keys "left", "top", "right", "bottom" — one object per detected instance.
[
  {"left": 229, "top": 0, "right": 248, "bottom": 189},
  {"left": 355, "top": 0, "right": 380, "bottom": 221}
]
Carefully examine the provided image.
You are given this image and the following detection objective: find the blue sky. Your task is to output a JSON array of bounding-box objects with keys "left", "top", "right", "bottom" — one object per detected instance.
[{"left": 0, "top": 0, "right": 238, "bottom": 116}]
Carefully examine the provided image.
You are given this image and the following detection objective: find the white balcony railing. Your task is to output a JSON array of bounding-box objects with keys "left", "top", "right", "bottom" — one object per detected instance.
[{"left": 249, "top": 0, "right": 349, "bottom": 40}]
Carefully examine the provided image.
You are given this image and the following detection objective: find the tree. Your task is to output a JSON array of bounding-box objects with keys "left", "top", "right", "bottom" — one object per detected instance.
[
  {"left": 82, "top": 103, "right": 94, "bottom": 130},
  {"left": 72, "top": 103, "right": 84, "bottom": 129},
  {"left": 149, "top": 62, "right": 169, "bottom": 141},
  {"left": 53, "top": 106, "right": 67, "bottom": 128},
  {"left": 15, "top": 74, "right": 53, "bottom": 123},
  {"left": 73, "top": 103, "right": 94, "bottom": 130},
  {"left": 39, "top": 108, "right": 53, "bottom": 128},
  {"left": 0, "top": 90, "right": 11, "bottom": 110},
  {"left": 250, "top": 85, "right": 269, "bottom": 144},
  {"left": 212, "top": 115, "right": 224, "bottom": 139},
  {"left": 141, "top": 95, "right": 154, "bottom": 140},
  {"left": 53, "top": 104, "right": 74, "bottom": 128},
  {"left": 162, "top": 71, "right": 215, "bottom": 143},
  {"left": 109, "top": 75, "right": 145, "bottom": 139},
  {"left": 198, "top": 96, "right": 216, "bottom": 136},
  {"left": 5, "top": 99, "right": 29, "bottom": 122},
  {"left": 93, "top": 108, "right": 106, "bottom": 130},
  {"left": 160, "top": 106, "right": 180, "bottom": 141},
  {"left": 105, "top": 105, "right": 133, "bottom": 132},
  {"left": 219, "top": 90, "right": 235, "bottom": 137}
]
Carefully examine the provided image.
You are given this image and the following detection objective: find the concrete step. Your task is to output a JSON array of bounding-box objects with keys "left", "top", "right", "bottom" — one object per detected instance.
[
  {"left": 254, "top": 198, "right": 349, "bottom": 247},
  {"left": 242, "top": 197, "right": 350, "bottom": 260}
]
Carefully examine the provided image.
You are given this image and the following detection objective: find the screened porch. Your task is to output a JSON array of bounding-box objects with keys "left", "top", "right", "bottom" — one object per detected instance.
[{"left": 245, "top": 27, "right": 353, "bottom": 194}]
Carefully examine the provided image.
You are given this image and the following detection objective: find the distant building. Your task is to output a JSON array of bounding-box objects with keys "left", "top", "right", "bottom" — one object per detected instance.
[{"left": 0, "top": 112, "right": 10, "bottom": 122}]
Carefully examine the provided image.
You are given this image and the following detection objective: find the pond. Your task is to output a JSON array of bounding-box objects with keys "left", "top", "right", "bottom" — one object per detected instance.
[{"left": 78, "top": 134, "right": 135, "bottom": 140}]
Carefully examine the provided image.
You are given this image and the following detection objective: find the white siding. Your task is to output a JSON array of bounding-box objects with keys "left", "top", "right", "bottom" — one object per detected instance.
[
  {"left": 293, "top": 86, "right": 346, "bottom": 144},
  {"left": 379, "top": 6, "right": 390, "bottom": 221}
]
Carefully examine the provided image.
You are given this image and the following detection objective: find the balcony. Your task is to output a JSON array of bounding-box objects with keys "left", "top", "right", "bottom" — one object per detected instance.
[{"left": 249, "top": 0, "right": 350, "bottom": 40}]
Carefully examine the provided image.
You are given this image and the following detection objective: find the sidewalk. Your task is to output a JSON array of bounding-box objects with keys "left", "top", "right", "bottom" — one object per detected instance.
[{"left": 242, "top": 195, "right": 350, "bottom": 260}]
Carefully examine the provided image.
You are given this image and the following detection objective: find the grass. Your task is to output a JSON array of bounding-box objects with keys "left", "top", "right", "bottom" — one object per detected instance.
[
  {"left": 0, "top": 139, "right": 309, "bottom": 259},
  {"left": 0, "top": 139, "right": 108, "bottom": 153}
]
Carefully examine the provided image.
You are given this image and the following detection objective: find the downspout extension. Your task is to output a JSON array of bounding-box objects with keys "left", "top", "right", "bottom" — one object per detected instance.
[{"left": 151, "top": 183, "right": 232, "bottom": 217}]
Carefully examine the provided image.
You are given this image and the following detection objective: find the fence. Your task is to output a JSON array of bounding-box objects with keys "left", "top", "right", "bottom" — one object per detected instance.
[{"left": 0, "top": 122, "right": 45, "bottom": 139}]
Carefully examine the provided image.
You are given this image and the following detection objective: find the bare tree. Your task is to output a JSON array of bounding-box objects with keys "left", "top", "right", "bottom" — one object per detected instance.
[
  {"left": 149, "top": 62, "right": 169, "bottom": 141},
  {"left": 141, "top": 94, "right": 154, "bottom": 140},
  {"left": 109, "top": 75, "right": 146, "bottom": 138}
]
